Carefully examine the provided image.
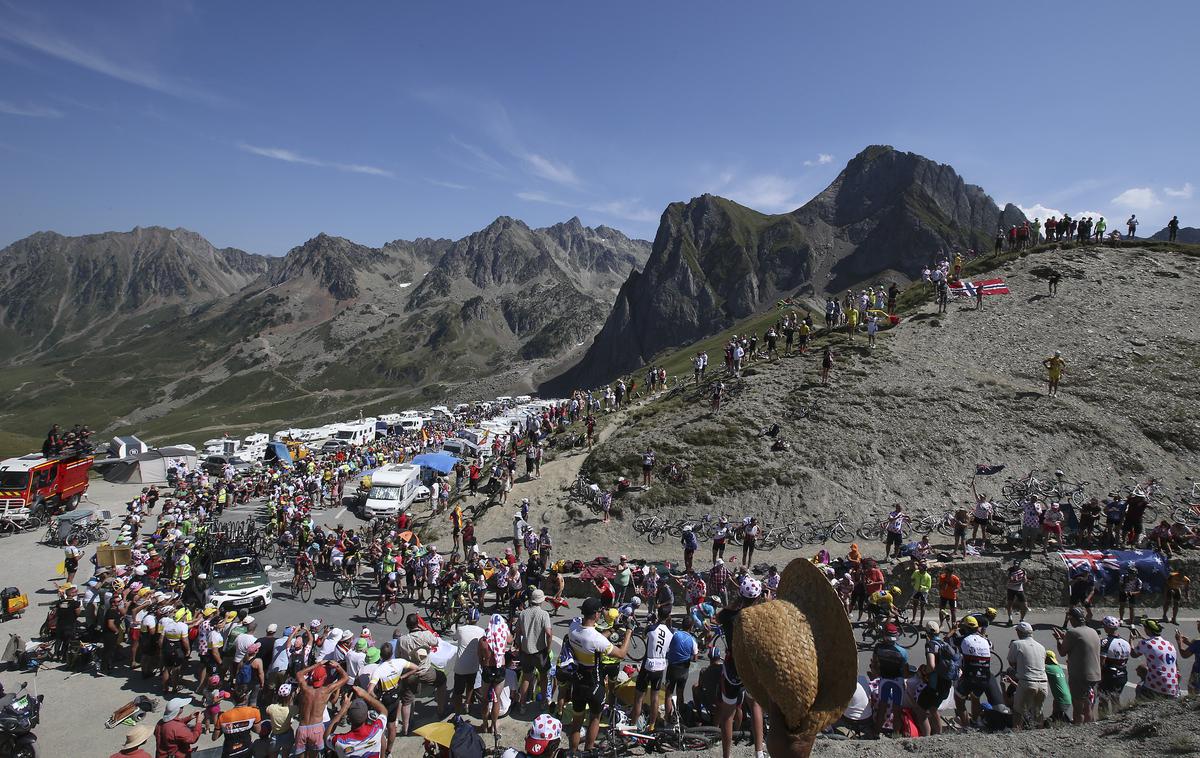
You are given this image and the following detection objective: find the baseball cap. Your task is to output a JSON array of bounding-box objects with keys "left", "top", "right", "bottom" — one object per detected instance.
[
  {"left": 883, "top": 622, "right": 900, "bottom": 637},
  {"left": 1014, "top": 622, "right": 1033, "bottom": 635},
  {"left": 266, "top": 623, "right": 278, "bottom": 634},
  {"left": 525, "top": 714, "right": 563, "bottom": 755},
  {"left": 347, "top": 699, "right": 369, "bottom": 727},
  {"left": 581, "top": 597, "right": 604, "bottom": 617}
]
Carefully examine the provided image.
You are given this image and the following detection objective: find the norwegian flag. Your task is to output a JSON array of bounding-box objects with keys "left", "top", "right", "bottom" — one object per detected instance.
[{"left": 949, "top": 278, "right": 1010, "bottom": 297}]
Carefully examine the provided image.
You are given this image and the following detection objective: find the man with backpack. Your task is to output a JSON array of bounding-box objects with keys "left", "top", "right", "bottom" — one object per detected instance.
[
  {"left": 681, "top": 526, "right": 698, "bottom": 571},
  {"left": 917, "top": 621, "right": 958, "bottom": 735},
  {"left": 871, "top": 622, "right": 908, "bottom": 734}
]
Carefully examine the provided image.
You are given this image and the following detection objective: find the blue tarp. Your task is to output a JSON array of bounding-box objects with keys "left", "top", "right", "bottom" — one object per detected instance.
[
  {"left": 265, "top": 441, "right": 293, "bottom": 468},
  {"left": 410, "top": 452, "right": 459, "bottom": 474}
]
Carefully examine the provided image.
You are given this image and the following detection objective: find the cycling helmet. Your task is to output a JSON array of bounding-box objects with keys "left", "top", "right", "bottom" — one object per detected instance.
[
  {"left": 699, "top": 602, "right": 715, "bottom": 617},
  {"left": 468, "top": 607, "right": 481, "bottom": 623},
  {"left": 1142, "top": 618, "right": 1163, "bottom": 635},
  {"left": 891, "top": 587, "right": 902, "bottom": 596},
  {"left": 628, "top": 596, "right": 642, "bottom": 608},
  {"left": 739, "top": 576, "right": 763, "bottom": 599},
  {"left": 1101, "top": 615, "right": 1120, "bottom": 629},
  {"left": 1055, "top": 469, "right": 1065, "bottom": 477},
  {"left": 984, "top": 607, "right": 998, "bottom": 619}
]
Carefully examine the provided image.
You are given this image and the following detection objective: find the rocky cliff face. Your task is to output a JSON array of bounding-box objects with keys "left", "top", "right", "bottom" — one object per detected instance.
[{"left": 545, "top": 145, "right": 1025, "bottom": 391}]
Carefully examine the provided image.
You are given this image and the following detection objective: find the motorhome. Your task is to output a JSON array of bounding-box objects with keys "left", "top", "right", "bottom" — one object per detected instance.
[
  {"left": 495, "top": 396, "right": 514, "bottom": 409},
  {"left": 242, "top": 433, "right": 269, "bottom": 460},
  {"left": 359, "top": 463, "right": 422, "bottom": 516},
  {"left": 332, "top": 422, "right": 374, "bottom": 447},
  {"left": 514, "top": 395, "right": 533, "bottom": 405},
  {"left": 397, "top": 416, "right": 428, "bottom": 435},
  {"left": 429, "top": 405, "right": 452, "bottom": 419},
  {"left": 202, "top": 437, "right": 242, "bottom": 457}
]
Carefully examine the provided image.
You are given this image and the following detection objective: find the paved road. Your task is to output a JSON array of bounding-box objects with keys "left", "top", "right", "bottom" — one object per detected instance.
[{"left": 2, "top": 479, "right": 1192, "bottom": 756}]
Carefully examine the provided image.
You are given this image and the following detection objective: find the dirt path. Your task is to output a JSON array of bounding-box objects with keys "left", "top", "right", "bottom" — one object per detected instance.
[{"left": 464, "top": 404, "right": 649, "bottom": 560}]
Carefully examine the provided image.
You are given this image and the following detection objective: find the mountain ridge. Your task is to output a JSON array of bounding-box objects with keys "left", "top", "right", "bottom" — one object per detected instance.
[{"left": 542, "top": 145, "right": 1026, "bottom": 392}]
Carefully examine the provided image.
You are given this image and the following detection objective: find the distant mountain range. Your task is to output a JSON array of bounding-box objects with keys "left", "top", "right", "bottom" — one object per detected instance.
[
  {"left": 0, "top": 219, "right": 648, "bottom": 447},
  {"left": 0, "top": 144, "right": 1037, "bottom": 449},
  {"left": 542, "top": 145, "right": 1025, "bottom": 392},
  {"left": 1150, "top": 225, "right": 1200, "bottom": 244}
]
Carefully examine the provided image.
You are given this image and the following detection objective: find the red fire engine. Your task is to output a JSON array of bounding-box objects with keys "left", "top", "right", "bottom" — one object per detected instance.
[{"left": 0, "top": 451, "right": 93, "bottom": 513}]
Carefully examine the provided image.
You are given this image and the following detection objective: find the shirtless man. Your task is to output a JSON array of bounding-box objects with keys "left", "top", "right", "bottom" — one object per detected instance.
[{"left": 295, "top": 661, "right": 350, "bottom": 757}]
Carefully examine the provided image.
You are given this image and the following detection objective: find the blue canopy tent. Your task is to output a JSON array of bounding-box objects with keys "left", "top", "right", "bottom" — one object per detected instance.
[
  {"left": 410, "top": 452, "right": 459, "bottom": 474},
  {"left": 264, "top": 441, "right": 293, "bottom": 468}
]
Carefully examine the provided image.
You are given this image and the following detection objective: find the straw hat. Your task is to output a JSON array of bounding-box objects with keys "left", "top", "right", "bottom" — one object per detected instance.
[
  {"left": 730, "top": 556, "right": 856, "bottom": 744},
  {"left": 123, "top": 723, "right": 154, "bottom": 749}
]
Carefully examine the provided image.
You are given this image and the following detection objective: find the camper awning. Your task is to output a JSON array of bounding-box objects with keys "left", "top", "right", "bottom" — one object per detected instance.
[{"left": 410, "top": 452, "right": 459, "bottom": 473}]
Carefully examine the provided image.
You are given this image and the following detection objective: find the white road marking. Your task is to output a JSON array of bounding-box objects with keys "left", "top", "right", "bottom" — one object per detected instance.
[{"left": 335, "top": 508, "right": 347, "bottom": 519}]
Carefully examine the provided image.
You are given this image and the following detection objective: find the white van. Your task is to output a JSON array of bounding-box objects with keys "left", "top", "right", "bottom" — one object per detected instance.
[
  {"left": 514, "top": 395, "right": 533, "bottom": 405},
  {"left": 398, "top": 416, "right": 430, "bottom": 435},
  {"left": 333, "top": 422, "right": 374, "bottom": 447},
  {"left": 442, "top": 437, "right": 488, "bottom": 462},
  {"left": 360, "top": 464, "right": 421, "bottom": 516}
]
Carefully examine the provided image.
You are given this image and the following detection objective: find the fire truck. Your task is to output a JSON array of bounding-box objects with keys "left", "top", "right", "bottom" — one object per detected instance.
[{"left": 0, "top": 451, "right": 94, "bottom": 514}]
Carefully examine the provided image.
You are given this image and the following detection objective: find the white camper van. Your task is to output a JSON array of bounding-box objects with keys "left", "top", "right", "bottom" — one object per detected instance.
[
  {"left": 332, "top": 422, "right": 374, "bottom": 447},
  {"left": 442, "top": 437, "right": 489, "bottom": 462},
  {"left": 360, "top": 463, "right": 421, "bottom": 516},
  {"left": 242, "top": 433, "right": 269, "bottom": 460}
]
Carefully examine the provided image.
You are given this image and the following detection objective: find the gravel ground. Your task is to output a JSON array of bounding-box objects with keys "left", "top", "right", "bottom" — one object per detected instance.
[{"left": 575, "top": 246, "right": 1200, "bottom": 539}]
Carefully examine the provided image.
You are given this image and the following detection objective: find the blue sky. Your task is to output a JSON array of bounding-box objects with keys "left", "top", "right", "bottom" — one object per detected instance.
[{"left": 1, "top": 1, "right": 1195, "bottom": 254}]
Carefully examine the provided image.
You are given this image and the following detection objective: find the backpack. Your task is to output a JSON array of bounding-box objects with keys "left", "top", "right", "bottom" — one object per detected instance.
[
  {"left": 931, "top": 636, "right": 961, "bottom": 682},
  {"left": 449, "top": 715, "right": 485, "bottom": 758},
  {"left": 236, "top": 660, "right": 253, "bottom": 686}
]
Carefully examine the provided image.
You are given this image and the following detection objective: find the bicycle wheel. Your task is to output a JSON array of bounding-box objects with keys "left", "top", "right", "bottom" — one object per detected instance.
[
  {"left": 757, "top": 533, "right": 778, "bottom": 551},
  {"left": 676, "top": 733, "right": 714, "bottom": 751},
  {"left": 936, "top": 519, "right": 957, "bottom": 538},
  {"left": 830, "top": 525, "right": 853, "bottom": 544},
  {"left": 333, "top": 579, "right": 347, "bottom": 602},
  {"left": 299, "top": 578, "right": 313, "bottom": 603},
  {"left": 364, "top": 600, "right": 379, "bottom": 620},
  {"left": 627, "top": 634, "right": 647, "bottom": 662},
  {"left": 20, "top": 515, "right": 43, "bottom": 532},
  {"left": 632, "top": 515, "right": 655, "bottom": 533},
  {"left": 96, "top": 526, "right": 110, "bottom": 541},
  {"left": 857, "top": 524, "right": 884, "bottom": 541},
  {"left": 781, "top": 531, "right": 804, "bottom": 550},
  {"left": 647, "top": 529, "right": 666, "bottom": 545},
  {"left": 348, "top": 584, "right": 361, "bottom": 609}
]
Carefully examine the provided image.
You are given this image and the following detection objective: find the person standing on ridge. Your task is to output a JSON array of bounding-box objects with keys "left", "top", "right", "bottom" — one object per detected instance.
[
  {"left": 1127, "top": 214, "right": 1139, "bottom": 238},
  {"left": 1168, "top": 215, "right": 1180, "bottom": 242},
  {"left": 1043, "top": 350, "right": 1066, "bottom": 397}
]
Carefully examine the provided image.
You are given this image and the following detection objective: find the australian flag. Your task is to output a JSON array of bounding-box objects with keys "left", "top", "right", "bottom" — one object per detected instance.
[{"left": 1059, "top": 549, "right": 1169, "bottom": 595}]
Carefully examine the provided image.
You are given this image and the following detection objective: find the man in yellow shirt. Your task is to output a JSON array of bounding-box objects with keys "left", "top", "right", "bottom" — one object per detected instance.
[
  {"left": 1043, "top": 351, "right": 1067, "bottom": 397},
  {"left": 910, "top": 562, "right": 933, "bottom": 626},
  {"left": 797, "top": 321, "right": 811, "bottom": 354},
  {"left": 846, "top": 308, "right": 859, "bottom": 341}
]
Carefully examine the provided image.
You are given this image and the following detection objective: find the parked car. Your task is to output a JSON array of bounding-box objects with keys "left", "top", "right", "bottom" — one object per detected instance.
[
  {"left": 320, "top": 439, "right": 349, "bottom": 455},
  {"left": 200, "top": 454, "right": 255, "bottom": 476}
]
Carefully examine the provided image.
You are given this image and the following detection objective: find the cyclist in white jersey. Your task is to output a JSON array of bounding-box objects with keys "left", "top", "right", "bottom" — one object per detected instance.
[{"left": 631, "top": 613, "right": 673, "bottom": 730}]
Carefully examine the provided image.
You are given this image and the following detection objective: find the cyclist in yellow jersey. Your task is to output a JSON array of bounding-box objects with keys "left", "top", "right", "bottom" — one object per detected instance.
[{"left": 1043, "top": 350, "right": 1067, "bottom": 397}]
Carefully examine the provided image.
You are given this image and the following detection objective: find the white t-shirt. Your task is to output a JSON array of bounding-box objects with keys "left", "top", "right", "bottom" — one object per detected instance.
[
  {"left": 235, "top": 632, "right": 258, "bottom": 662},
  {"left": 454, "top": 625, "right": 485, "bottom": 675},
  {"left": 644, "top": 624, "right": 671, "bottom": 672},
  {"left": 844, "top": 678, "right": 873, "bottom": 720}
]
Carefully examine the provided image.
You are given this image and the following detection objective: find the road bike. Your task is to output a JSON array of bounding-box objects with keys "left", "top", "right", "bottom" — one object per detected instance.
[
  {"left": 331, "top": 575, "right": 362, "bottom": 608},
  {"left": 290, "top": 572, "right": 315, "bottom": 602},
  {"left": 365, "top": 594, "right": 407, "bottom": 626}
]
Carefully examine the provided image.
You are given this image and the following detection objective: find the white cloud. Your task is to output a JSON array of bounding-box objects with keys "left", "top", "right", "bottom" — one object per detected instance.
[
  {"left": 1163, "top": 182, "right": 1194, "bottom": 200},
  {"left": 516, "top": 191, "right": 657, "bottom": 224},
  {"left": 0, "top": 21, "right": 224, "bottom": 106},
  {"left": 0, "top": 100, "right": 62, "bottom": 118},
  {"left": 448, "top": 135, "right": 508, "bottom": 177},
  {"left": 522, "top": 153, "right": 580, "bottom": 187},
  {"left": 425, "top": 178, "right": 468, "bottom": 190},
  {"left": 725, "top": 174, "right": 801, "bottom": 212},
  {"left": 803, "top": 153, "right": 834, "bottom": 167},
  {"left": 1111, "top": 187, "right": 1160, "bottom": 210},
  {"left": 1016, "top": 203, "right": 1063, "bottom": 220},
  {"left": 237, "top": 143, "right": 393, "bottom": 178},
  {"left": 1073, "top": 210, "right": 1107, "bottom": 220}
]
